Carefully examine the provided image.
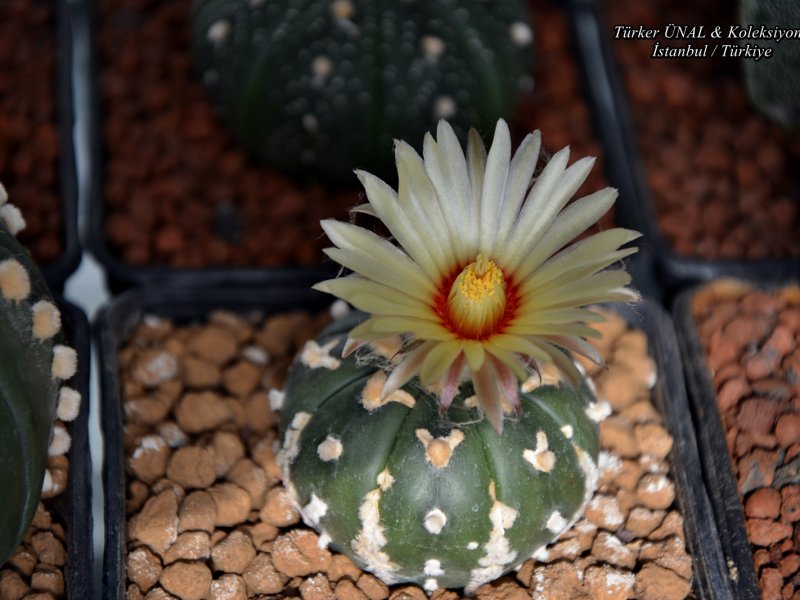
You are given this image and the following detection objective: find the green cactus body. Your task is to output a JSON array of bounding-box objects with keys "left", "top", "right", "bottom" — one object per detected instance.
[
  {"left": 278, "top": 313, "right": 600, "bottom": 592},
  {"left": 190, "top": 0, "right": 534, "bottom": 182},
  {"left": 740, "top": 1, "right": 800, "bottom": 127},
  {"left": 0, "top": 197, "right": 78, "bottom": 566}
]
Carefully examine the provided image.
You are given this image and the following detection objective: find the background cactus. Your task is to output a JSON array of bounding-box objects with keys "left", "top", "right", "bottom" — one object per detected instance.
[
  {"left": 740, "top": 0, "right": 800, "bottom": 127},
  {"left": 190, "top": 0, "right": 534, "bottom": 182},
  {"left": 0, "top": 187, "right": 79, "bottom": 566},
  {"left": 278, "top": 311, "right": 601, "bottom": 592}
]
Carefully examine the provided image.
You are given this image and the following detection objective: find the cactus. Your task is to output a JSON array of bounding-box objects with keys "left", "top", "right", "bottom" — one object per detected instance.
[
  {"left": 0, "top": 185, "right": 80, "bottom": 566},
  {"left": 190, "top": 0, "right": 534, "bottom": 182},
  {"left": 279, "top": 311, "right": 601, "bottom": 592},
  {"left": 276, "top": 120, "right": 640, "bottom": 590},
  {"left": 740, "top": 0, "right": 800, "bottom": 127}
]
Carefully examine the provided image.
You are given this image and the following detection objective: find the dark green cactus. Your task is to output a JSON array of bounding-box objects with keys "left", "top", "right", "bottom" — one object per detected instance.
[
  {"left": 190, "top": 0, "right": 534, "bottom": 182},
  {"left": 278, "top": 312, "right": 600, "bottom": 592},
  {"left": 740, "top": 0, "right": 800, "bottom": 127},
  {"left": 0, "top": 190, "right": 79, "bottom": 566}
]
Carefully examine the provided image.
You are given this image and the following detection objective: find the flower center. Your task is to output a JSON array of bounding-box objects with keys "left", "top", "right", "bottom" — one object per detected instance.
[{"left": 446, "top": 254, "right": 507, "bottom": 338}]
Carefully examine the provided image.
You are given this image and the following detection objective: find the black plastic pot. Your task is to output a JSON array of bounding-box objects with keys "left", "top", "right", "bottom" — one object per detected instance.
[
  {"left": 1, "top": 0, "right": 81, "bottom": 292},
  {"left": 96, "top": 284, "right": 730, "bottom": 598},
  {"left": 563, "top": 0, "right": 800, "bottom": 298},
  {"left": 672, "top": 279, "right": 795, "bottom": 600},
  {"left": 53, "top": 297, "right": 94, "bottom": 598}
]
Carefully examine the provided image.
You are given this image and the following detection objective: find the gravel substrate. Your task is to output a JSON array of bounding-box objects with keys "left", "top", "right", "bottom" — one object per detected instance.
[
  {"left": 605, "top": 0, "right": 800, "bottom": 260},
  {"left": 117, "top": 305, "right": 693, "bottom": 599},
  {"left": 691, "top": 281, "right": 800, "bottom": 599}
]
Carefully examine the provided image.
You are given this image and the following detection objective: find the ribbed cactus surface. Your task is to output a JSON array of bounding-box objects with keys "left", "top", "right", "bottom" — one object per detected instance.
[
  {"left": 278, "top": 312, "right": 600, "bottom": 592},
  {"left": 740, "top": 0, "right": 800, "bottom": 127},
  {"left": 190, "top": 0, "right": 534, "bottom": 182},
  {"left": 0, "top": 192, "right": 79, "bottom": 566}
]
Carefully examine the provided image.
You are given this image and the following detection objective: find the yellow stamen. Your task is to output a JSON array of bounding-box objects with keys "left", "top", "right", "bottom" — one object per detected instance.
[{"left": 446, "top": 255, "right": 507, "bottom": 338}]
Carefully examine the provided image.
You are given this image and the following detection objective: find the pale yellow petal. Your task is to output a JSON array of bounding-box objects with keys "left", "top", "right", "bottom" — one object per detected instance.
[
  {"left": 419, "top": 340, "right": 463, "bottom": 386},
  {"left": 466, "top": 128, "right": 487, "bottom": 244},
  {"left": 522, "top": 269, "right": 633, "bottom": 311},
  {"left": 355, "top": 170, "right": 441, "bottom": 281},
  {"left": 501, "top": 154, "right": 598, "bottom": 271},
  {"left": 383, "top": 341, "right": 436, "bottom": 398},
  {"left": 314, "top": 276, "right": 434, "bottom": 320},
  {"left": 471, "top": 363, "right": 503, "bottom": 434},
  {"left": 495, "top": 131, "right": 541, "bottom": 246},
  {"left": 462, "top": 340, "right": 486, "bottom": 371},
  {"left": 479, "top": 119, "right": 512, "bottom": 257},
  {"left": 483, "top": 343, "right": 529, "bottom": 381},
  {"left": 369, "top": 316, "right": 454, "bottom": 340},
  {"left": 486, "top": 333, "right": 552, "bottom": 362},
  {"left": 504, "top": 322, "right": 602, "bottom": 339},
  {"left": 395, "top": 141, "right": 458, "bottom": 273}
]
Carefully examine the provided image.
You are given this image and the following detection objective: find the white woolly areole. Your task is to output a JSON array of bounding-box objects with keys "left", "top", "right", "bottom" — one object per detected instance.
[
  {"left": 41, "top": 469, "right": 54, "bottom": 494},
  {"left": 424, "top": 578, "right": 439, "bottom": 593},
  {"left": 268, "top": 388, "right": 285, "bottom": 411},
  {"left": 561, "top": 425, "right": 574, "bottom": 439},
  {"left": 585, "top": 400, "right": 611, "bottom": 423},
  {"left": 318, "top": 531, "right": 332, "bottom": 549},
  {"left": 56, "top": 386, "right": 81, "bottom": 422},
  {"left": 48, "top": 424, "right": 71, "bottom": 456},
  {"left": 302, "top": 493, "right": 329, "bottom": 526},
  {"left": 521, "top": 362, "right": 563, "bottom": 392},
  {"left": 545, "top": 511, "right": 567, "bottom": 534},
  {"left": 300, "top": 339, "right": 341, "bottom": 370},
  {"left": 317, "top": 435, "right": 343, "bottom": 462},
  {"left": 467, "top": 541, "right": 479, "bottom": 550},
  {"left": 207, "top": 19, "right": 231, "bottom": 46},
  {"left": 424, "top": 559, "right": 445, "bottom": 577},
  {"left": 277, "top": 410, "right": 312, "bottom": 478},
  {"left": 522, "top": 431, "right": 556, "bottom": 473},
  {"left": 423, "top": 508, "right": 447, "bottom": 535},
  {"left": 330, "top": 299, "right": 350, "bottom": 320},
  {"left": 0, "top": 204, "right": 26, "bottom": 236},
  {"left": 510, "top": 21, "right": 534, "bottom": 46},
  {"left": 32, "top": 300, "right": 61, "bottom": 340},
  {"left": 376, "top": 468, "right": 395, "bottom": 491},
  {"left": 361, "top": 371, "right": 415, "bottom": 411},
  {"left": 466, "top": 500, "right": 519, "bottom": 594},
  {"left": 52, "top": 345, "right": 77, "bottom": 380},
  {"left": 351, "top": 488, "right": 398, "bottom": 584},
  {"left": 416, "top": 428, "right": 464, "bottom": 468},
  {"left": 0, "top": 258, "right": 31, "bottom": 301}
]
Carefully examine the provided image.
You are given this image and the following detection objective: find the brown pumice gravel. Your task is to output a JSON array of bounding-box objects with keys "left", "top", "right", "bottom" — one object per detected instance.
[
  {"left": 606, "top": 0, "right": 800, "bottom": 260},
  {"left": 692, "top": 280, "right": 800, "bottom": 599},
  {"left": 0, "top": 0, "right": 64, "bottom": 266},
  {"left": 118, "top": 304, "right": 693, "bottom": 599}
]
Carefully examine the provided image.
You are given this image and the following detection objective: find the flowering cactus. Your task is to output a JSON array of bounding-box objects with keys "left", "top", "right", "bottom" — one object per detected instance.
[
  {"left": 0, "top": 185, "right": 80, "bottom": 566},
  {"left": 278, "top": 120, "right": 639, "bottom": 591},
  {"left": 190, "top": 0, "right": 533, "bottom": 182}
]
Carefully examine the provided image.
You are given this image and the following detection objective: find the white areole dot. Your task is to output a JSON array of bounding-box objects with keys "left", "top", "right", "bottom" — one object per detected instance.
[
  {"left": 561, "top": 424, "right": 574, "bottom": 439},
  {"left": 546, "top": 510, "right": 568, "bottom": 534},
  {"left": 585, "top": 400, "right": 611, "bottom": 423},
  {"left": 424, "top": 508, "right": 447, "bottom": 535},
  {"left": 207, "top": 20, "right": 231, "bottom": 47},
  {"left": 510, "top": 21, "right": 533, "bottom": 46},
  {"left": 317, "top": 435, "right": 343, "bottom": 462},
  {"left": 424, "top": 559, "right": 445, "bottom": 576},
  {"left": 303, "top": 493, "right": 329, "bottom": 526},
  {"left": 433, "top": 96, "right": 456, "bottom": 119},
  {"left": 467, "top": 541, "right": 479, "bottom": 550},
  {"left": 424, "top": 578, "right": 439, "bottom": 593}
]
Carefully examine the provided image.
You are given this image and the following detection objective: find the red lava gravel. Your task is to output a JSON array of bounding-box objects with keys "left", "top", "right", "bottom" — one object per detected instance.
[
  {"left": 692, "top": 280, "right": 800, "bottom": 599},
  {"left": 0, "top": 0, "right": 65, "bottom": 266},
  {"left": 117, "top": 305, "right": 692, "bottom": 599},
  {"left": 98, "top": 0, "right": 612, "bottom": 270},
  {"left": 605, "top": 0, "right": 800, "bottom": 260}
]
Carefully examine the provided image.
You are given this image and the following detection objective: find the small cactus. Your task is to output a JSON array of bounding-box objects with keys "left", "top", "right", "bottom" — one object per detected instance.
[
  {"left": 190, "top": 0, "right": 534, "bottom": 182},
  {"left": 0, "top": 184, "right": 81, "bottom": 566},
  {"left": 278, "top": 120, "right": 639, "bottom": 590},
  {"left": 740, "top": 0, "right": 800, "bottom": 127}
]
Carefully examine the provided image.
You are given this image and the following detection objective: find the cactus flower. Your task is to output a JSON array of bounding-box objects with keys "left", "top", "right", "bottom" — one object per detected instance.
[{"left": 315, "top": 119, "right": 640, "bottom": 432}]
